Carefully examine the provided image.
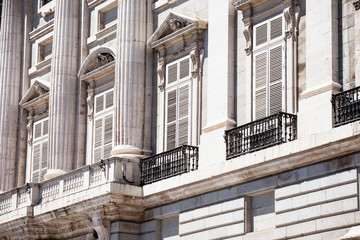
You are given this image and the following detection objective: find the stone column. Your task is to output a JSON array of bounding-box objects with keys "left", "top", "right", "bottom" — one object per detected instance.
[
  {"left": 112, "top": 0, "right": 151, "bottom": 159},
  {"left": 355, "top": 2, "right": 360, "bottom": 86},
  {"left": 0, "top": 0, "right": 23, "bottom": 192},
  {"left": 46, "top": 0, "right": 79, "bottom": 179}
]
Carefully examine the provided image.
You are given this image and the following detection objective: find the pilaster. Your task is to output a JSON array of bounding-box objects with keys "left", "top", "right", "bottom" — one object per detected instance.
[
  {"left": 355, "top": 2, "right": 360, "bottom": 86},
  {"left": 46, "top": 0, "right": 79, "bottom": 179},
  {"left": 112, "top": 0, "right": 152, "bottom": 159},
  {"left": 0, "top": 0, "right": 23, "bottom": 191}
]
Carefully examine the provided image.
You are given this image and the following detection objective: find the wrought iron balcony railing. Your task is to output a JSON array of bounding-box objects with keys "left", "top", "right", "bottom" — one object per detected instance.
[
  {"left": 332, "top": 86, "right": 360, "bottom": 127},
  {"left": 140, "top": 145, "right": 199, "bottom": 185},
  {"left": 224, "top": 112, "right": 297, "bottom": 160}
]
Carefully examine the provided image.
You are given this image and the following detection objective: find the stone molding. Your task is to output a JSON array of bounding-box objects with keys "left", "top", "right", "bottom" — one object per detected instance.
[{"left": 243, "top": 25, "right": 252, "bottom": 55}]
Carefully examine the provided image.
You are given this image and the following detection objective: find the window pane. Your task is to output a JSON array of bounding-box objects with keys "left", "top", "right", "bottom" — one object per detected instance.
[
  {"left": 179, "top": 58, "right": 190, "bottom": 79},
  {"left": 256, "top": 88, "right": 266, "bottom": 119},
  {"left": 270, "top": 17, "right": 282, "bottom": 40},
  {"left": 255, "top": 52, "right": 267, "bottom": 89},
  {"left": 269, "top": 46, "right": 282, "bottom": 83},
  {"left": 270, "top": 82, "right": 282, "bottom": 115},
  {"left": 105, "top": 91, "right": 113, "bottom": 109},
  {"left": 178, "top": 118, "right": 188, "bottom": 146},
  {"left": 179, "top": 85, "right": 189, "bottom": 119},
  {"left": 167, "top": 63, "right": 178, "bottom": 84},
  {"left": 95, "top": 95, "right": 104, "bottom": 113},
  {"left": 167, "top": 90, "right": 177, "bottom": 123},
  {"left": 167, "top": 123, "right": 176, "bottom": 150}
]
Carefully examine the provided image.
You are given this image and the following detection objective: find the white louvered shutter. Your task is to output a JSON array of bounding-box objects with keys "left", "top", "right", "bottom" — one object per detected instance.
[
  {"left": 179, "top": 58, "right": 190, "bottom": 80},
  {"left": 255, "top": 52, "right": 267, "bottom": 119},
  {"left": 256, "top": 23, "right": 267, "bottom": 46},
  {"left": 103, "top": 114, "right": 113, "bottom": 158},
  {"left": 167, "top": 90, "right": 177, "bottom": 150},
  {"left": 94, "top": 118, "right": 103, "bottom": 162},
  {"left": 32, "top": 144, "right": 41, "bottom": 182},
  {"left": 253, "top": 14, "right": 284, "bottom": 119},
  {"left": 269, "top": 45, "right": 283, "bottom": 115},
  {"left": 93, "top": 89, "right": 114, "bottom": 162},
  {"left": 32, "top": 118, "right": 48, "bottom": 183},
  {"left": 178, "top": 84, "right": 189, "bottom": 146},
  {"left": 167, "top": 63, "right": 178, "bottom": 85}
]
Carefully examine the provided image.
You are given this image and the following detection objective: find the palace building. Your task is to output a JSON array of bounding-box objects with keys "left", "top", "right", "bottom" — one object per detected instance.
[{"left": 1, "top": 0, "right": 360, "bottom": 239}]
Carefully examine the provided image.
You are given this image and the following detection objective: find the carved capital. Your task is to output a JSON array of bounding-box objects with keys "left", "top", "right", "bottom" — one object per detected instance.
[
  {"left": 190, "top": 48, "right": 205, "bottom": 79},
  {"left": 87, "top": 92, "right": 94, "bottom": 120},
  {"left": 157, "top": 62, "right": 165, "bottom": 92},
  {"left": 27, "top": 120, "right": 33, "bottom": 146},
  {"left": 283, "top": 6, "right": 294, "bottom": 38},
  {"left": 354, "top": 0, "right": 360, "bottom": 10},
  {"left": 243, "top": 25, "right": 252, "bottom": 55}
]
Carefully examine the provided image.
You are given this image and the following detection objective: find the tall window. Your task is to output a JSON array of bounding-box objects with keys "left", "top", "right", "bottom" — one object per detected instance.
[
  {"left": 93, "top": 89, "right": 114, "bottom": 162},
  {"left": 166, "top": 56, "right": 191, "bottom": 150},
  {"left": 32, "top": 118, "right": 48, "bottom": 182},
  {"left": 253, "top": 14, "right": 284, "bottom": 120}
]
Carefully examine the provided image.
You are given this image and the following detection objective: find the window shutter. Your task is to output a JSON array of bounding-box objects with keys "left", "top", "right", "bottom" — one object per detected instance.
[
  {"left": 34, "top": 122, "right": 42, "bottom": 139},
  {"left": 95, "top": 95, "right": 104, "bottom": 113},
  {"left": 32, "top": 143, "right": 41, "bottom": 182},
  {"left": 41, "top": 141, "right": 48, "bottom": 181},
  {"left": 256, "top": 23, "right": 267, "bottom": 46},
  {"left": 167, "top": 89, "right": 177, "bottom": 150},
  {"left": 270, "top": 16, "right": 282, "bottom": 40},
  {"left": 269, "top": 45, "right": 283, "bottom": 115},
  {"left": 255, "top": 52, "right": 267, "bottom": 119},
  {"left": 94, "top": 118, "right": 103, "bottom": 161},
  {"left": 105, "top": 90, "right": 113, "bottom": 109},
  {"left": 167, "top": 63, "right": 178, "bottom": 85},
  {"left": 42, "top": 119, "right": 48, "bottom": 135},
  {"left": 179, "top": 58, "right": 190, "bottom": 79},
  {"left": 178, "top": 85, "right": 189, "bottom": 146},
  {"left": 103, "top": 114, "right": 113, "bottom": 158}
]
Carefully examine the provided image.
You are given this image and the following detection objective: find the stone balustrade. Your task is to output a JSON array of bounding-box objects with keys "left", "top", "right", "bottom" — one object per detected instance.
[{"left": 0, "top": 157, "right": 127, "bottom": 216}]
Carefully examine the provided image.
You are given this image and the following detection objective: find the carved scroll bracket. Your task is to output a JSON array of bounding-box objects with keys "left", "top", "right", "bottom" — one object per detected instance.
[
  {"left": 27, "top": 119, "right": 34, "bottom": 146},
  {"left": 243, "top": 25, "right": 252, "bottom": 56},
  {"left": 87, "top": 91, "right": 94, "bottom": 120},
  {"left": 284, "top": 5, "right": 301, "bottom": 39},
  {"left": 190, "top": 48, "right": 205, "bottom": 79},
  {"left": 157, "top": 60, "right": 165, "bottom": 92}
]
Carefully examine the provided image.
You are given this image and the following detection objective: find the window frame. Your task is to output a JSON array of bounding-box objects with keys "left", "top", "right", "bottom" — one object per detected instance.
[
  {"left": 93, "top": 88, "right": 114, "bottom": 162},
  {"left": 252, "top": 14, "right": 285, "bottom": 120},
  {"left": 165, "top": 56, "right": 192, "bottom": 150},
  {"left": 31, "top": 117, "right": 49, "bottom": 183}
]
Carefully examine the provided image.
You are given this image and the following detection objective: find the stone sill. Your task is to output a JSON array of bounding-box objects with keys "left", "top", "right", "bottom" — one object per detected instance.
[
  {"left": 87, "top": 23, "right": 117, "bottom": 46},
  {"left": 29, "top": 19, "right": 54, "bottom": 41},
  {"left": 152, "top": 0, "right": 181, "bottom": 12},
  {"left": 142, "top": 120, "right": 360, "bottom": 207},
  {"left": 28, "top": 58, "right": 52, "bottom": 77}
]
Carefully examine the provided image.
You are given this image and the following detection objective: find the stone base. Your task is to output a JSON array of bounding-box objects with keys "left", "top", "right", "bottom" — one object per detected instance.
[
  {"left": 43, "top": 169, "right": 68, "bottom": 180},
  {"left": 111, "top": 145, "right": 152, "bottom": 160}
]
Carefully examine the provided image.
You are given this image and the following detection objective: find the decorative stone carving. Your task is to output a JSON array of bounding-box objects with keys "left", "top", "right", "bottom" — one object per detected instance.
[
  {"left": 190, "top": 48, "right": 205, "bottom": 79},
  {"left": 243, "top": 25, "right": 252, "bottom": 55},
  {"left": 354, "top": 0, "right": 360, "bottom": 10},
  {"left": 283, "top": 6, "right": 294, "bottom": 38},
  {"left": 35, "top": 83, "right": 46, "bottom": 95},
  {"left": 157, "top": 62, "right": 165, "bottom": 91},
  {"left": 84, "top": 53, "right": 115, "bottom": 74},
  {"left": 27, "top": 120, "right": 33, "bottom": 146},
  {"left": 87, "top": 92, "right": 94, "bottom": 120},
  {"left": 283, "top": 5, "right": 301, "bottom": 39},
  {"left": 41, "top": 6, "right": 54, "bottom": 17},
  {"left": 169, "top": 18, "right": 186, "bottom": 31}
]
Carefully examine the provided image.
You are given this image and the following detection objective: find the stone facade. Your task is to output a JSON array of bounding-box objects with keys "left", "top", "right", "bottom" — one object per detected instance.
[{"left": 1, "top": 0, "right": 360, "bottom": 239}]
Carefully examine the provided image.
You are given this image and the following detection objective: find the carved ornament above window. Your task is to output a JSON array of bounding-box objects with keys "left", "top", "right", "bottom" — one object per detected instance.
[{"left": 84, "top": 53, "right": 115, "bottom": 74}]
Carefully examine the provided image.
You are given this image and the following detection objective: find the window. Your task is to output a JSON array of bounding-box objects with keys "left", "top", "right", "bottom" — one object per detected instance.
[
  {"left": 165, "top": 56, "right": 191, "bottom": 150},
  {"left": 93, "top": 89, "right": 114, "bottom": 162},
  {"left": 32, "top": 118, "right": 48, "bottom": 182},
  {"left": 38, "top": 39, "right": 53, "bottom": 63},
  {"left": 42, "top": 0, "right": 52, "bottom": 6},
  {"left": 99, "top": 7, "right": 117, "bottom": 30},
  {"left": 253, "top": 15, "right": 284, "bottom": 120}
]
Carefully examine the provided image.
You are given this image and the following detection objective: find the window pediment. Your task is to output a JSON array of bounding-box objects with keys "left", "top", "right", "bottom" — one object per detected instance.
[
  {"left": 147, "top": 12, "right": 207, "bottom": 51},
  {"left": 19, "top": 80, "right": 50, "bottom": 111}
]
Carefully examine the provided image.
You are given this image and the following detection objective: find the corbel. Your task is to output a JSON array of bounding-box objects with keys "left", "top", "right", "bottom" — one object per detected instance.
[
  {"left": 243, "top": 25, "right": 252, "bottom": 56},
  {"left": 157, "top": 58, "right": 165, "bottom": 92},
  {"left": 283, "top": 6, "right": 294, "bottom": 39},
  {"left": 87, "top": 90, "right": 94, "bottom": 120},
  {"left": 27, "top": 119, "right": 34, "bottom": 146},
  {"left": 190, "top": 48, "right": 205, "bottom": 79}
]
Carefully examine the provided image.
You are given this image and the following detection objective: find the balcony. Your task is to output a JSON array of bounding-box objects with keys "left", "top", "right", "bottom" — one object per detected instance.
[
  {"left": 140, "top": 145, "right": 199, "bottom": 185},
  {"left": 224, "top": 112, "right": 297, "bottom": 160},
  {"left": 332, "top": 86, "right": 360, "bottom": 127}
]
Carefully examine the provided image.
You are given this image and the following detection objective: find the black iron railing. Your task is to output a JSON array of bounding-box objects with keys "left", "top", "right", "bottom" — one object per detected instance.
[
  {"left": 332, "top": 86, "right": 360, "bottom": 127},
  {"left": 140, "top": 145, "right": 199, "bottom": 185},
  {"left": 224, "top": 112, "right": 297, "bottom": 160}
]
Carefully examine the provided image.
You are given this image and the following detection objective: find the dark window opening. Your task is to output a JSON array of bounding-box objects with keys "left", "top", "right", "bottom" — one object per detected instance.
[{"left": 42, "top": 0, "right": 52, "bottom": 6}]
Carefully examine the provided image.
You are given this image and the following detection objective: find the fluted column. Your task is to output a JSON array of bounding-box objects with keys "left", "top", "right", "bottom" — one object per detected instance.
[
  {"left": 112, "top": 0, "right": 151, "bottom": 159},
  {"left": 46, "top": 0, "right": 79, "bottom": 179},
  {"left": 0, "top": 0, "right": 23, "bottom": 191}
]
